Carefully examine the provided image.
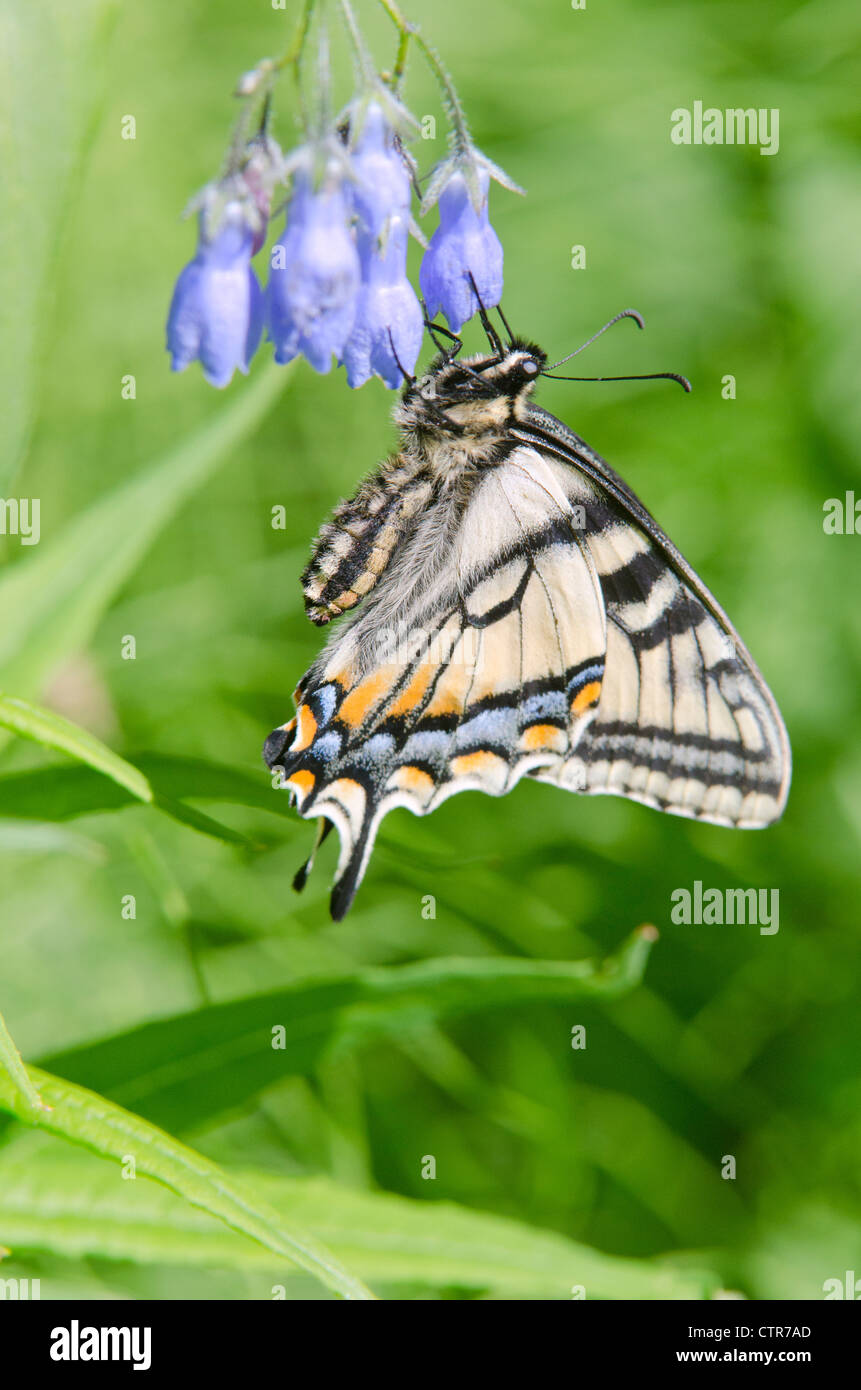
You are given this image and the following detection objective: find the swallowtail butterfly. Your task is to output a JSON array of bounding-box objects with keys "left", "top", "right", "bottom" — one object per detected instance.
[{"left": 264, "top": 317, "right": 790, "bottom": 919}]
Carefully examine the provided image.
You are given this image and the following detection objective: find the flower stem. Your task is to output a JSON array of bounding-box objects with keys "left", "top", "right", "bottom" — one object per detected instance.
[
  {"left": 338, "top": 0, "right": 377, "bottom": 86},
  {"left": 273, "top": 0, "right": 316, "bottom": 130},
  {"left": 377, "top": 0, "right": 472, "bottom": 150},
  {"left": 275, "top": 0, "right": 316, "bottom": 75},
  {"left": 389, "top": 23, "right": 411, "bottom": 91},
  {"left": 222, "top": 0, "right": 316, "bottom": 173}
]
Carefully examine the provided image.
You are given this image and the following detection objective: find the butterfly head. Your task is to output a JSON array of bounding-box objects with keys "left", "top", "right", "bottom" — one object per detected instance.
[{"left": 398, "top": 339, "right": 547, "bottom": 445}]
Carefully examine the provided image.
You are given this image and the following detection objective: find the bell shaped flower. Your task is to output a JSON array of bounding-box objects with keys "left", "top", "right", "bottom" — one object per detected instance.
[
  {"left": 267, "top": 163, "right": 360, "bottom": 373},
  {"left": 341, "top": 104, "right": 422, "bottom": 388},
  {"left": 349, "top": 103, "right": 412, "bottom": 236},
  {"left": 419, "top": 166, "right": 504, "bottom": 332},
  {"left": 166, "top": 201, "right": 264, "bottom": 388},
  {"left": 342, "top": 222, "right": 423, "bottom": 389}
]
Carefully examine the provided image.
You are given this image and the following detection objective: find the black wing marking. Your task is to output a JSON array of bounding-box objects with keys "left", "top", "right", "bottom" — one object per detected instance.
[{"left": 515, "top": 408, "right": 791, "bottom": 823}]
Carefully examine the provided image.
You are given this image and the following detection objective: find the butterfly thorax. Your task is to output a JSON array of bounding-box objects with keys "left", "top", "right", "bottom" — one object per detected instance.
[
  {"left": 396, "top": 343, "right": 547, "bottom": 466},
  {"left": 302, "top": 342, "right": 548, "bottom": 625}
]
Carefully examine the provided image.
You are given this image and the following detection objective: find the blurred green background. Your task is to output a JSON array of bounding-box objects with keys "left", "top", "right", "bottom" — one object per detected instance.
[{"left": 0, "top": 0, "right": 859, "bottom": 1299}]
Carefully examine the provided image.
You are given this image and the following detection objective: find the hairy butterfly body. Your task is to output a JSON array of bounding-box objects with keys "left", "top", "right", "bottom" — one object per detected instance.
[{"left": 264, "top": 337, "right": 791, "bottom": 919}]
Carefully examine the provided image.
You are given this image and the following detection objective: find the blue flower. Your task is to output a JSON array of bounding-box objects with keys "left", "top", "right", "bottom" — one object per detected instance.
[
  {"left": 167, "top": 203, "right": 264, "bottom": 388},
  {"left": 419, "top": 168, "right": 503, "bottom": 333},
  {"left": 349, "top": 104, "right": 411, "bottom": 236},
  {"left": 342, "top": 223, "right": 423, "bottom": 389},
  {"left": 267, "top": 167, "right": 360, "bottom": 373},
  {"left": 341, "top": 104, "right": 422, "bottom": 389}
]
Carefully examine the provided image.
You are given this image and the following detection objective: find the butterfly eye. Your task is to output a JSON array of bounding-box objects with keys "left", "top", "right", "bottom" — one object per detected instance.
[{"left": 522, "top": 359, "right": 539, "bottom": 377}]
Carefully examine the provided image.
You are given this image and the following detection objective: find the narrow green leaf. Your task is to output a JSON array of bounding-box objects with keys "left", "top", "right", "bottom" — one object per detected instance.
[
  {"left": 148, "top": 795, "right": 263, "bottom": 849},
  {"left": 0, "top": 755, "right": 294, "bottom": 825},
  {"left": 0, "top": 1012, "right": 46, "bottom": 1119},
  {"left": 42, "top": 929, "right": 657, "bottom": 1133},
  {"left": 0, "top": 362, "right": 289, "bottom": 701},
  {"left": 0, "top": 696, "right": 261, "bottom": 849},
  {"left": 0, "top": 1143, "right": 719, "bottom": 1299},
  {"left": 0, "top": 1067, "right": 374, "bottom": 1301},
  {"left": 0, "top": 693, "right": 152, "bottom": 802}
]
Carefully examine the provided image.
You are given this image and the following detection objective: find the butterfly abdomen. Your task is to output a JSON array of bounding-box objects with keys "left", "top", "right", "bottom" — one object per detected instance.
[{"left": 301, "top": 455, "right": 434, "bottom": 624}]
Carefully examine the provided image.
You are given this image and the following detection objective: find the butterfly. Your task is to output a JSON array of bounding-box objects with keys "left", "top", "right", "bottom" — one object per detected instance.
[{"left": 264, "top": 312, "right": 791, "bottom": 919}]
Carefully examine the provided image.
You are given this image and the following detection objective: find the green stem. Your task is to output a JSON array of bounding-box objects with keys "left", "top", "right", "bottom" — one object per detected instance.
[
  {"left": 377, "top": 0, "right": 471, "bottom": 149},
  {"left": 271, "top": 0, "right": 316, "bottom": 130},
  {"left": 390, "top": 23, "right": 411, "bottom": 91},
  {"left": 338, "top": 0, "right": 376, "bottom": 85},
  {"left": 275, "top": 0, "right": 316, "bottom": 74}
]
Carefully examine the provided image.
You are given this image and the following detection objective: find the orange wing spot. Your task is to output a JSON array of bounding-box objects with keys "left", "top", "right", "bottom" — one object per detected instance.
[
  {"left": 422, "top": 638, "right": 474, "bottom": 717},
  {"left": 292, "top": 704, "right": 317, "bottom": 753},
  {"left": 388, "top": 765, "right": 435, "bottom": 795},
  {"left": 338, "top": 671, "right": 392, "bottom": 729},
  {"left": 451, "top": 750, "right": 507, "bottom": 777},
  {"left": 521, "top": 723, "right": 567, "bottom": 752},
  {"left": 286, "top": 769, "right": 316, "bottom": 803},
  {"left": 571, "top": 680, "right": 602, "bottom": 714},
  {"left": 424, "top": 691, "right": 464, "bottom": 718},
  {"left": 388, "top": 664, "right": 435, "bottom": 719}
]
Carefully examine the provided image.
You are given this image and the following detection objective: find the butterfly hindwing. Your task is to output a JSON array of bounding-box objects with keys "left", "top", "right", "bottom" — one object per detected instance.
[
  {"left": 266, "top": 450, "right": 608, "bottom": 917},
  {"left": 514, "top": 408, "right": 790, "bottom": 826}
]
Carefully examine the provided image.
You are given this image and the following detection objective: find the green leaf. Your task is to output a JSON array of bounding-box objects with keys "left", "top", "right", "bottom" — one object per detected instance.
[
  {"left": 0, "top": 693, "right": 151, "bottom": 801},
  {"left": 0, "top": 1067, "right": 374, "bottom": 1301},
  {"left": 0, "top": 362, "right": 289, "bottom": 703},
  {"left": 0, "top": 1012, "right": 46, "bottom": 1119},
  {"left": 0, "top": 0, "right": 121, "bottom": 490},
  {"left": 42, "top": 929, "right": 658, "bottom": 1133},
  {"left": 0, "top": 1142, "right": 719, "bottom": 1299},
  {"left": 0, "top": 754, "right": 293, "bottom": 825},
  {"left": 0, "top": 695, "right": 260, "bottom": 849}
]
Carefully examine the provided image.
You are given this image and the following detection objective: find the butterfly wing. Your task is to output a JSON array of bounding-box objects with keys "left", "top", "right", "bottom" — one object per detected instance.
[
  {"left": 264, "top": 449, "right": 609, "bottom": 919},
  {"left": 514, "top": 405, "right": 791, "bottom": 826},
  {"left": 266, "top": 413, "right": 790, "bottom": 917}
]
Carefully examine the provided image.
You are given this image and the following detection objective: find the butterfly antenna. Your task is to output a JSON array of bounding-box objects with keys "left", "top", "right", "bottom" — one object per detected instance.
[
  {"left": 420, "top": 313, "right": 491, "bottom": 389},
  {"left": 388, "top": 329, "right": 417, "bottom": 385},
  {"left": 547, "top": 308, "right": 645, "bottom": 371},
  {"left": 543, "top": 370, "right": 692, "bottom": 392},
  {"left": 496, "top": 302, "right": 515, "bottom": 346},
  {"left": 422, "top": 308, "right": 463, "bottom": 358},
  {"left": 466, "top": 270, "right": 505, "bottom": 356}
]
